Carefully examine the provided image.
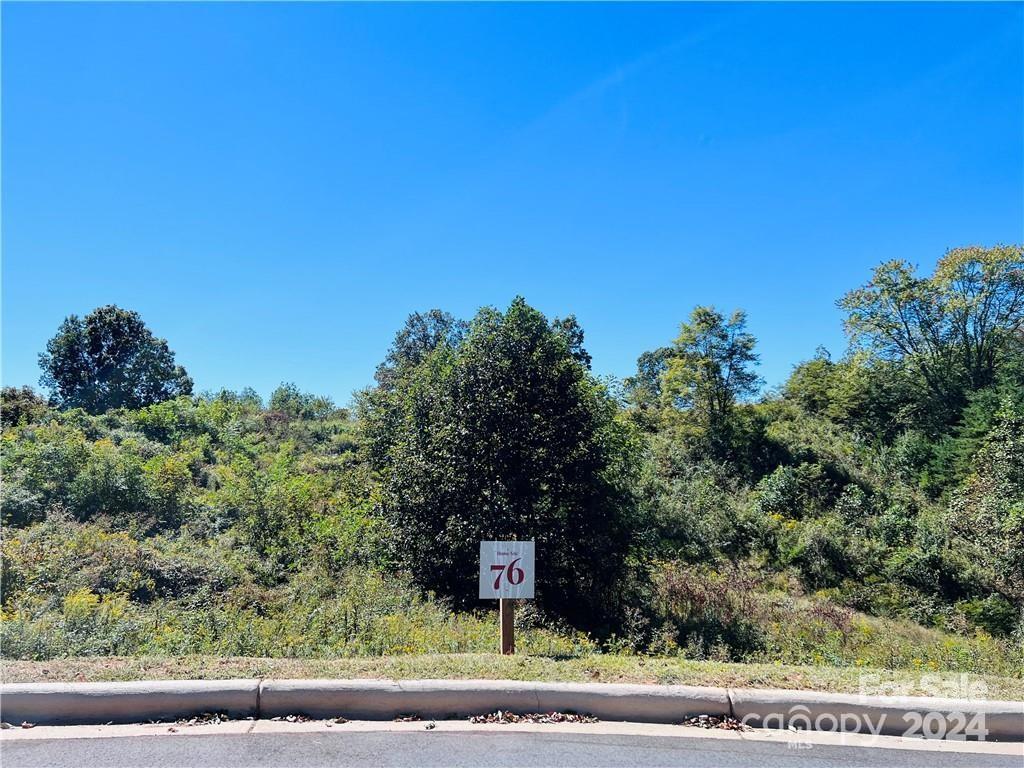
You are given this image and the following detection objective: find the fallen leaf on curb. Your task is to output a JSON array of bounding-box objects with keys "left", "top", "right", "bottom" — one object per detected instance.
[
  {"left": 332, "top": 717, "right": 348, "bottom": 724},
  {"left": 20, "top": 722, "right": 35, "bottom": 729},
  {"left": 270, "top": 714, "right": 311, "bottom": 723},
  {"left": 680, "top": 715, "right": 750, "bottom": 732},
  {"left": 0, "top": 723, "right": 13, "bottom": 730},
  {"left": 425, "top": 721, "right": 436, "bottom": 730},
  {"left": 469, "top": 711, "right": 598, "bottom": 725},
  {"left": 176, "top": 712, "right": 229, "bottom": 726},
  {"left": 394, "top": 715, "right": 421, "bottom": 722}
]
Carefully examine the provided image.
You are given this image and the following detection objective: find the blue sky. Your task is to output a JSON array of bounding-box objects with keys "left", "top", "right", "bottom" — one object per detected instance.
[{"left": 3, "top": 2, "right": 1022, "bottom": 405}]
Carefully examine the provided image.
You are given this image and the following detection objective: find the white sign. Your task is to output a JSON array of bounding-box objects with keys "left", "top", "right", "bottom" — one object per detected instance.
[{"left": 479, "top": 541, "right": 535, "bottom": 599}]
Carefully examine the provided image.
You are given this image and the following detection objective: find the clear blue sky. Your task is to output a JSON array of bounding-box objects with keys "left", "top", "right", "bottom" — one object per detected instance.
[{"left": 3, "top": 2, "right": 1022, "bottom": 405}]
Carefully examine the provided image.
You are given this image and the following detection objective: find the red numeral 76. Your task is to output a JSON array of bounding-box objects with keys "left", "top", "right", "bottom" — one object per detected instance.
[{"left": 490, "top": 558, "right": 524, "bottom": 590}]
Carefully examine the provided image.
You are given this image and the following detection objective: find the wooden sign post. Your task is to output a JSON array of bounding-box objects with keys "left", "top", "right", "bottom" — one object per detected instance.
[
  {"left": 499, "top": 598, "right": 515, "bottom": 655},
  {"left": 479, "top": 541, "right": 535, "bottom": 656}
]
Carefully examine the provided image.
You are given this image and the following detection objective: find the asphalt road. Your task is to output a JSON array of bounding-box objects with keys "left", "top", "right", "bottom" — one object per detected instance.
[{"left": 3, "top": 730, "right": 1021, "bottom": 768}]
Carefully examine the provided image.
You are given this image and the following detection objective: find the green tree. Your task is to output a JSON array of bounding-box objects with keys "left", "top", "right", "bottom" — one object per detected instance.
[
  {"left": 39, "top": 306, "right": 193, "bottom": 414},
  {"left": 624, "top": 347, "right": 673, "bottom": 413},
  {"left": 362, "top": 298, "right": 640, "bottom": 632},
  {"left": 839, "top": 245, "right": 1024, "bottom": 421},
  {"left": 550, "top": 314, "right": 593, "bottom": 369},
  {"left": 660, "top": 307, "right": 761, "bottom": 444},
  {"left": 373, "top": 309, "right": 467, "bottom": 390}
]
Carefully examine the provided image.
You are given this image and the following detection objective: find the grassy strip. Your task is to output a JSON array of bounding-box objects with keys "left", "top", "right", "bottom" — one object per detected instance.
[{"left": 3, "top": 654, "right": 1022, "bottom": 700}]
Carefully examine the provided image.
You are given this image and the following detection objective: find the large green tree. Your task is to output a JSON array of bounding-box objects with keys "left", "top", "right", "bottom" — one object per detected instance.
[
  {"left": 839, "top": 245, "right": 1024, "bottom": 421},
  {"left": 661, "top": 307, "right": 761, "bottom": 426},
  {"left": 39, "top": 305, "right": 193, "bottom": 414},
  {"left": 627, "top": 309, "right": 761, "bottom": 425},
  {"left": 625, "top": 308, "right": 762, "bottom": 467},
  {"left": 361, "top": 298, "right": 640, "bottom": 632}
]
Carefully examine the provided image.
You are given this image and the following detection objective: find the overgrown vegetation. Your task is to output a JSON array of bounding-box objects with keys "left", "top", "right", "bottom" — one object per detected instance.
[{"left": 2, "top": 245, "right": 1022, "bottom": 679}]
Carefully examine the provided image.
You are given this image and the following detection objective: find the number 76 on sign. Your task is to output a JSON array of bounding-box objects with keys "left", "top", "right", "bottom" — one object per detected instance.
[{"left": 479, "top": 541, "right": 535, "bottom": 599}]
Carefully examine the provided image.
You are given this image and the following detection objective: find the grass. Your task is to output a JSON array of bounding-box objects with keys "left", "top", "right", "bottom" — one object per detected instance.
[{"left": 3, "top": 654, "right": 1022, "bottom": 700}]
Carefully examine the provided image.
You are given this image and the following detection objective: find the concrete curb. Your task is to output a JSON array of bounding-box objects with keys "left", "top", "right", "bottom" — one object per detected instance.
[
  {"left": 535, "top": 682, "right": 728, "bottom": 723},
  {"left": 0, "top": 680, "right": 259, "bottom": 726},
  {"left": 259, "top": 679, "right": 730, "bottom": 722},
  {"left": 729, "top": 688, "right": 1024, "bottom": 742},
  {"left": 1, "top": 679, "right": 1021, "bottom": 740}
]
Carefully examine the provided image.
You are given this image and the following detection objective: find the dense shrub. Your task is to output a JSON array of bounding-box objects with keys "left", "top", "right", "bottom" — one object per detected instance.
[{"left": 362, "top": 299, "right": 642, "bottom": 634}]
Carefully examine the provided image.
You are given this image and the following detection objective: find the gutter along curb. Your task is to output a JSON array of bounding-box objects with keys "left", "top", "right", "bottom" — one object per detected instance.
[
  {"left": 2, "top": 678, "right": 1021, "bottom": 740},
  {"left": 258, "top": 679, "right": 729, "bottom": 722},
  {"left": 0, "top": 679, "right": 259, "bottom": 726}
]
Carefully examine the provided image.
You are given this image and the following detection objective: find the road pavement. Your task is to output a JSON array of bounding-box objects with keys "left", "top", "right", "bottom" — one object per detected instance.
[{"left": 3, "top": 723, "right": 1021, "bottom": 768}]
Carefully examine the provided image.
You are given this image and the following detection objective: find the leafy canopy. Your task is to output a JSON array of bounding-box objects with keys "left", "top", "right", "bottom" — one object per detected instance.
[
  {"left": 839, "top": 245, "right": 1024, "bottom": 419},
  {"left": 39, "top": 305, "right": 193, "bottom": 414},
  {"left": 661, "top": 306, "right": 762, "bottom": 424}
]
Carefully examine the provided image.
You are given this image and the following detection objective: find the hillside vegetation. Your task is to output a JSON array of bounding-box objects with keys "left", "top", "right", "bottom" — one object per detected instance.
[{"left": 2, "top": 246, "right": 1022, "bottom": 679}]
